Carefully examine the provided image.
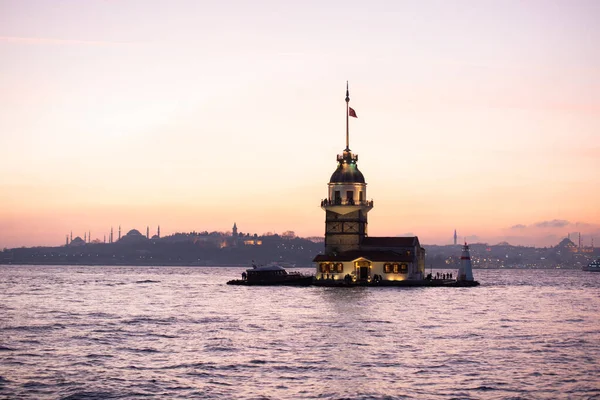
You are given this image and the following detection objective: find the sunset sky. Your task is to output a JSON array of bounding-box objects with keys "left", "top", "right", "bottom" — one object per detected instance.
[{"left": 1, "top": 0, "right": 599, "bottom": 248}]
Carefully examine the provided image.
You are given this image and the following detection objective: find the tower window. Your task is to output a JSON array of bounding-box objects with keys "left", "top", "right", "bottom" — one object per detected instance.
[
  {"left": 359, "top": 191, "right": 363, "bottom": 202},
  {"left": 334, "top": 191, "right": 341, "bottom": 205},
  {"left": 346, "top": 191, "right": 354, "bottom": 205}
]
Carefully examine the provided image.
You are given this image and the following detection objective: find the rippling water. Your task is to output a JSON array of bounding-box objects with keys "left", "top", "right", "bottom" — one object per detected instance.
[{"left": 1, "top": 266, "right": 599, "bottom": 399}]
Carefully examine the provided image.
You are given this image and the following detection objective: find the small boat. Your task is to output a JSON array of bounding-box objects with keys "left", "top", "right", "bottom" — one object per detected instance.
[
  {"left": 227, "top": 265, "right": 314, "bottom": 286},
  {"left": 583, "top": 258, "right": 600, "bottom": 272}
]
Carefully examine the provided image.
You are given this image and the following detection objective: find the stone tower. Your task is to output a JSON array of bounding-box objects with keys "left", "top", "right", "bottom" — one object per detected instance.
[{"left": 321, "top": 83, "right": 373, "bottom": 254}]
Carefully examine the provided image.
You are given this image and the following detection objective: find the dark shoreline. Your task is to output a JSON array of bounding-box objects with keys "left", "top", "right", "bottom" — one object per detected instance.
[{"left": 0, "top": 262, "right": 583, "bottom": 270}]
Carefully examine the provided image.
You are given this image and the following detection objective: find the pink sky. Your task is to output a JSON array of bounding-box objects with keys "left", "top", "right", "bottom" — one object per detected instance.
[{"left": 1, "top": 0, "right": 599, "bottom": 248}]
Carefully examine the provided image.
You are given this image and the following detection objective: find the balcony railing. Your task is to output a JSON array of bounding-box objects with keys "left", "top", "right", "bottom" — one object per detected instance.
[
  {"left": 321, "top": 199, "right": 374, "bottom": 207},
  {"left": 337, "top": 153, "right": 359, "bottom": 162}
]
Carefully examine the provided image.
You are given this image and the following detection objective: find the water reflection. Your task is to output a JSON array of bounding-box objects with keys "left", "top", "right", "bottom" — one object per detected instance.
[{"left": 1, "top": 266, "right": 599, "bottom": 399}]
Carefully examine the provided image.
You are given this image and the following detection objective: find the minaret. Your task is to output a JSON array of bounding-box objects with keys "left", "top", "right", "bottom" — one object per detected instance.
[
  {"left": 110, "top": 227, "right": 113, "bottom": 243},
  {"left": 104, "top": 234, "right": 106, "bottom": 244},
  {"left": 457, "top": 241, "right": 474, "bottom": 282},
  {"left": 146, "top": 226, "right": 149, "bottom": 239},
  {"left": 118, "top": 225, "right": 121, "bottom": 241},
  {"left": 157, "top": 225, "right": 160, "bottom": 238},
  {"left": 88, "top": 230, "right": 91, "bottom": 243},
  {"left": 453, "top": 229, "right": 457, "bottom": 245},
  {"left": 232, "top": 222, "right": 238, "bottom": 237},
  {"left": 321, "top": 82, "right": 373, "bottom": 254},
  {"left": 579, "top": 232, "right": 582, "bottom": 249},
  {"left": 70, "top": 231, "right": 73, "bottom": 242},
  {"left": 66, "top": 235, "right": 69, "bottom": 246},
  {"left": 84, "top": 232, "right": 87, "bottom": 242}
]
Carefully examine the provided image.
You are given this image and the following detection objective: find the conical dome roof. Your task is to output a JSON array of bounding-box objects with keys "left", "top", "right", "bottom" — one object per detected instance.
[
  {"left": 329, "top": 150, "right": 365, "bottom": 183},
  {"left": 329, "top": 162, "right": 365, "bottom": 183}
]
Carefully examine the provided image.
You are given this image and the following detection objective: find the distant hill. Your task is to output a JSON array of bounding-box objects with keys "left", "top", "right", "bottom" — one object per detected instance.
[
  {"left": 1, "top": 235, "right": 597, "bottom": 269},
  {"left": 1, "top": 233, "right": 323, "bottom": 267}
]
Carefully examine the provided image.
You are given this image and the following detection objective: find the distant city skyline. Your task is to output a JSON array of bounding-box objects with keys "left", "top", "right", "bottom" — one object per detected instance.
[
  {"left": 5, "top": 220, "right": 599, "bottom": 250},
  {"left": 1, "top": 1, "right": 598, "bottom": 249}
]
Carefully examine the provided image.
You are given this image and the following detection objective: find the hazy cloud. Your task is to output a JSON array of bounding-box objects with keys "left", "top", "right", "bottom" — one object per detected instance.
[
  {"left": 277, "top": 52, "right": 307, "bottom": 57},
  {"left": 0, "top": 36, "right": 135, "bottom": 46},
  {"left": 507, "top": 220, "right": 598, "bottom": 232},
  {"left": 533, "top": 219, "right": 570, "bottom": 228}
]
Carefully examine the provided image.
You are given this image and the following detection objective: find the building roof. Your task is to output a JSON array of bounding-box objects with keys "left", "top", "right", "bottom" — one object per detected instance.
[
  {"left": 361, "top": 236, "right": 419, "bottom": 247},
  {"left": 69, "top": 237, "right": 85, "bottom": 246},
  {"left": 329, "top": 161, "right": 365, "bottom": 184},
  {"left": 313, "top": 250, "right": 413, "bottom": 263},
  {"left": 119, "top": 229, "right": 148, "bottom": 242}
]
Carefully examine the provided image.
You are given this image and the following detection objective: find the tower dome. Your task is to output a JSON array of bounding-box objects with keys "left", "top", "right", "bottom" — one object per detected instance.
[{"left": 329, "top": 150, "right": 365, "bottom": 183}]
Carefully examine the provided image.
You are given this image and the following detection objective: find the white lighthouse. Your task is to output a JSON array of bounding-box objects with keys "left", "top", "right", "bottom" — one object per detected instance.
[{"left": 457, "top": 242, "right": 474, "bottom": 282}]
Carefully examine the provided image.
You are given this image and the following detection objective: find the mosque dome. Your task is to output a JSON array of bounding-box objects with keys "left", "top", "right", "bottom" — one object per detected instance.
[
  {"left": 69, "top": 236, "right": 85, "bottom": 246},
  {"left": 118, "top": 229, "right": 148, "bottom": 242},
  {"left": 329, "top": 151, "right": 365, "bottom": 184}
]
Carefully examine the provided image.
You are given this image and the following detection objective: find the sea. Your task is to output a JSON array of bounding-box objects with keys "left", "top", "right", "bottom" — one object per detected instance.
[{"left": 1, "top": 266, "right": 599, "bottom": 400}]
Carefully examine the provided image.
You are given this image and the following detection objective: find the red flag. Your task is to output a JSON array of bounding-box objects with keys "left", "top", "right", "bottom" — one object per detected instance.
[{"left": 349, "top": 107, "right": 357, "bottom": 118}]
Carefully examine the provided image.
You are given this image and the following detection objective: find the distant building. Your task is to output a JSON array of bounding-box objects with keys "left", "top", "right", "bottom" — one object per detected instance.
[
  {"left": 69, "top": 236, "right": 86, "bottom": 247},
  {"left": 558, "top": 237, "right": 580, "bottom": 253},
  {"left": 119, "top": 229, "right": 148, "bottom": 243},
  {"left": 243, "top": 238, "right": 263, "bottom": 246}
]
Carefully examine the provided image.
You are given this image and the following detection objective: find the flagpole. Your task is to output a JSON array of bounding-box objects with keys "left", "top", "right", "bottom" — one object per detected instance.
[{"left": 345, "top": 81, "right": 350, "bottom": 151}]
